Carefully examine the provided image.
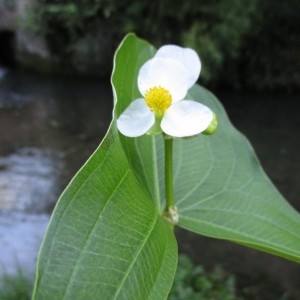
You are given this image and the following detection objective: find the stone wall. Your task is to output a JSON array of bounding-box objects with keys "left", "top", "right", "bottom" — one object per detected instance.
[
  {"left": 15, "top": 0, "right": 50, "bottom": 64},
  {"left": 0, "top": 0, "right": 114, "bottom": 75},
  {"left": 0, "top": 0, "right": 16, "bottom": 30},
  {"left": 0, "top": 0, "right": 51, "bottom": 70}
]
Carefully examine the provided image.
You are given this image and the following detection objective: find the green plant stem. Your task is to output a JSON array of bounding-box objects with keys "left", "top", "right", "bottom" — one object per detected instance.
[
  {"left": 163, "top": 134, "right": 178, "bottom": 225},
  {"left": 164, "top": 135, "right": 174, "bottom": 210}
]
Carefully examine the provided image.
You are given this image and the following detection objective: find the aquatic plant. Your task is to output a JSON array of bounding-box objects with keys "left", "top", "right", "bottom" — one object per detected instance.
[{"left": 32, "top": 34, "right": 300, "bottom": 299}]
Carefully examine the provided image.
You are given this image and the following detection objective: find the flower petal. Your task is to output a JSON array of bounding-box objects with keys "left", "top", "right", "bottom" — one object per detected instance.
[
  {"left": 117, "top": 98, "right": 155, "bottom": 137},
  {"left": 138, "top": 57, "right": 189, "bottom": 102},
  {"left": 161, "top": 100, "right": 213, "bottom": 137},
  {"left": 155, "top": 45, "right": 201, "bottom": 89}
]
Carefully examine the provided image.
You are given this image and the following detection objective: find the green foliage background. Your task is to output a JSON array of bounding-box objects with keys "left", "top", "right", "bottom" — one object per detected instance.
[{"left": 25, "top": 0, "right": 300, "bottom": 90}]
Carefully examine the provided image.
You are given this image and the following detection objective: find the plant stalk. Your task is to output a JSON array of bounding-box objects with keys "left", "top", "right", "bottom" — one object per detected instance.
[
  {"left": 163, "top": 135, "right": 178, "bottom": 225},
  {"left": 164, "top": 136, "right": 174, "bottom": 209}
]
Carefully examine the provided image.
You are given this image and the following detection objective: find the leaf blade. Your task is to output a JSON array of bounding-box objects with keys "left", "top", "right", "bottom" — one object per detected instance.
[
  {"left": 33, "top": 36, "right": 178, "bottom": 300},
  {"left": 175, "top": 85, "right": 300, "bottom": 262}
]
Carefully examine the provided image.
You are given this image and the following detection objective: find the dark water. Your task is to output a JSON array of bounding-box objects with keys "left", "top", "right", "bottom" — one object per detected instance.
[
  {"left": 0, "top": 69, "right": 113, "bottom": 276},
  {"left": 0, "top": 68, "right": 299, "bottom": 297}
]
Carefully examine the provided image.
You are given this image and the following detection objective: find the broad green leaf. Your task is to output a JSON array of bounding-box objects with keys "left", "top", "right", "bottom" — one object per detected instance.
[
  {"left": 114, "top": 34, "right": 300, "bottom": 262},
  {"left": 177, "top": 86, "right": 300, "bottom": 262},
  {"left": 32, "top": 36, "right": 177, "bottom": 300},
  {"left": 33, "top": 32, "right": 300, "bottom": 300}
]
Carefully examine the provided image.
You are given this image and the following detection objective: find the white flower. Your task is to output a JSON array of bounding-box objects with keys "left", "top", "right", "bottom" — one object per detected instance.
[{"left": 116, "top": 45, "right": 214, "bottom": 138}]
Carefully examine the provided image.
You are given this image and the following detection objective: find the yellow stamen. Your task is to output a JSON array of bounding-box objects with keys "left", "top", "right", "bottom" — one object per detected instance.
[{"left": 144, "top": 86, "right": 172, "bottom": 116}]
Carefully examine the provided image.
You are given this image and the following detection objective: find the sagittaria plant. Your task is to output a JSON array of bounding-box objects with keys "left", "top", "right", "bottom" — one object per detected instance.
[
  {"left": 117, "top": 44, "right": 217, "bottom": 224},
  {"left": 32, "top": 34, "right": 300, "bottom": 300}
]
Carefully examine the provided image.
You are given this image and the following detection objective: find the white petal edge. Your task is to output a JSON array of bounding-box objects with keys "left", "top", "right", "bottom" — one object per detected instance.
[
  {"left": 155, "top": 45, "right": 201, "bottom": 89},
  {"left": 161, "top": 100, "right": 213, "bottom": 137},
  {"left": 117, "top": 98, "right": 155, "bottom": 137},
  {"left": 138, "top": 57, "right": 189, "bottom": 102}
]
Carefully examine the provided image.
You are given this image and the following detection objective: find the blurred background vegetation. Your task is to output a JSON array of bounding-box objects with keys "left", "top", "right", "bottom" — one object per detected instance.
[
  {"left": 1, "top": 254, "right": 289, "bottom": 300},
  {"left": 23, "top": 0, "right": 300, "bottom": 90}
]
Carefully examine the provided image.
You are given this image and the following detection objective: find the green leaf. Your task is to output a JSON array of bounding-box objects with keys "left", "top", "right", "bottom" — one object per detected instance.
[
  {"left": 32, "top": 35, "right": 177, "bottom": 300},
  {"left": 113, "top": 35, "right": 300, "bottom": 263},
  {"left": 177, "top": 86, "right": 300, "bottom": 262}
]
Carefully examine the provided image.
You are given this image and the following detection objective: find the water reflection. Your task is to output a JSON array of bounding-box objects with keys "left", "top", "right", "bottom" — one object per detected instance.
[
  {"left": 0, "top": 67, "right": 8, "bottom": 81},
  {"left": 0, "top": 69, "right": 113, "bottom": 192},
  {"left": 0, "top": 69, "right": 113, "bottom": 275},
  {"left": 0, "top": 147, "right": 62, "bottom": 212},
  {"left": 0, "top": 212, "right": 49, "bottom": 276}
]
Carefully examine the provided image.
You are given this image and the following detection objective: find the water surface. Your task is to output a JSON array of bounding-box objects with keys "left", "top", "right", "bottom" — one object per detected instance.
[{"left": 0, "top": 69, "right": 112, "bottom": 275}]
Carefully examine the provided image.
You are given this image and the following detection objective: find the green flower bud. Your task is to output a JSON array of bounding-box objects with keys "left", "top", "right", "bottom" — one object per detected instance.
[{"left": 202, "top": 112, "right": 218, "bottom": 135}]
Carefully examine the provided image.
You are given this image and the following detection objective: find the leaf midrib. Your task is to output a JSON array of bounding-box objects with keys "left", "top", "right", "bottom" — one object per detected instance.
[
  {"left": 112, "top": 213, "right": 159, "bottom": 300},
  {"left": 62, "top": 168, "right": 131, "bottom": 298}
]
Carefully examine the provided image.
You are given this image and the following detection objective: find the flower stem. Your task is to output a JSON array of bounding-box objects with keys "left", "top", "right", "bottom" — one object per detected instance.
[
  {"left": 164, "top": 136, "right": 174, "bottom": 208},
  {"left": 163, "top": 135, "right": 179, "bottom": 225}
]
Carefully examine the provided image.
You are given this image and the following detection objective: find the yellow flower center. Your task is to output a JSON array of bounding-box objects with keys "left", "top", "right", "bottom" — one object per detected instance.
[{"left": 144, "top": 86, "right": 172, "bottom": 116}]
